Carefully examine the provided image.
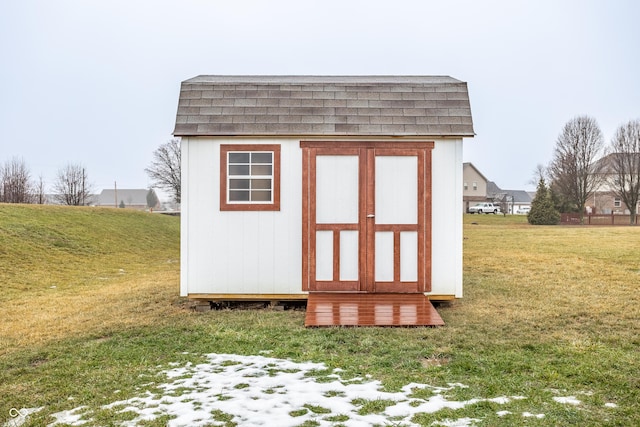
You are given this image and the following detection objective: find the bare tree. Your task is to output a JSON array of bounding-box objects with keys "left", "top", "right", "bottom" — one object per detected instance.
[
  {"left": 0, "top": 157, "right": 34, "bottom": 203},
  {"left": 145, "top": 139, "right": 181, "bottom": 204},
  {"left": 548, "top": 116, "right": 605, "bottom": 222},
  {"left": 53, "top": 163, "right": 93, "bottom": 206},
  {"left": 35, "top": 175, "right": 46, "bottom": 204},
  {"left": 529, "top": 164, "right": 548, "bottom": 188},
  {"left": 607, "top": 119, "right": 640, "bottom": 224}
]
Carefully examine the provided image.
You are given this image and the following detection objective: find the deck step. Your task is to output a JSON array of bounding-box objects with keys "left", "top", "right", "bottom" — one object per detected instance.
[{"left": 305, "top": 293, "right": 444, "bottom": 327}]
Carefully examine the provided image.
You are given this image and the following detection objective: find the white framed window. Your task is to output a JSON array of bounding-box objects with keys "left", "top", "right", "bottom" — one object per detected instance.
[
  {"left": 464, "top": 182, "right": 468, "bottom": 190},
  {"left": 614, "top": 198, "right": 622, "bottom": 208},
  {"left": 472, "top": 181, "right": 477, "bottom": 191},
  {"left": 220, "top": 144, "right": 281, "bottom": 211}
]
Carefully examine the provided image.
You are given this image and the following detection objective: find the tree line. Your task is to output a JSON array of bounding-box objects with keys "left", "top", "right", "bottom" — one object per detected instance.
[
  {"left": 1, "top": 138, "right": 181, "bottom": 206},
  {"left": 0, "top": 160, "right": 92, "bottom": 205},
  {"left": 530, "top": 117, "right": 640, "bottom": 225}
]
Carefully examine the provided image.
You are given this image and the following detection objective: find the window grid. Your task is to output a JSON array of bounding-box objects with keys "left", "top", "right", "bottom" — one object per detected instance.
[
  {"left": 227, "top": 151, "right": 274, "bottom": 203},
  {"left": 220, "top": 144, "right": 281, "bottom": 212}
]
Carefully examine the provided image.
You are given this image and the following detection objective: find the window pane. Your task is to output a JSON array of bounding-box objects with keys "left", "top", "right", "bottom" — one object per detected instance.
[
  {"left": 221, "top": 144, "right": 280, "bottom": 211},
  {"left": 229, "top": 153, "right": 250, "bottom": 163},
  {"left": 251, "top": 152, "right": 272, "bottom": 163},
  {"left": 251, "top": 165, "right": 272, "bottom": 175},
  {"left": 251, "top": 179, "right": 271, "bottom": 190},
  {"left": 229, "top": 179, "right": 250, "bottom": 189},
  {"left": 251, "top": 190, "right": 271, "bottom": 202},
  {"left": 229, "top": 190, "right": 250, "bottom": 201},
  {"left": 229, "top": 165, "right": 250, "bottom": 175}
]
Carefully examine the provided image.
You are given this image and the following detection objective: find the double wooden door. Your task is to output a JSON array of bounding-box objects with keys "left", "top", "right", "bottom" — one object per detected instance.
[{"left": 301, "top": 142, "right": 433, "bottom": 293}]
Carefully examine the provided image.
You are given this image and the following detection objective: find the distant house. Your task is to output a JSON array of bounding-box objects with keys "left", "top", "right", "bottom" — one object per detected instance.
[
  {"left": 96, "top": 189, "right": 159, "bottom": 211},
  {"left": 463, "top": 163, "right": 532, "bottom": 214},
  {"left": 462, "top": 162, "right": 488, "bottom": 211},
  {"left": 590, "top": 153, "right": 640, "bottom": 214},
  {"left": 487, "top": 182, "right": 532, "bottom": 214}
]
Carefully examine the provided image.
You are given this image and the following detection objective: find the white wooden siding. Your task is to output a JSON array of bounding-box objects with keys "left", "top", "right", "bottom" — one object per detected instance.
[
  {"left": 181, "top": 137, "right": 464, "bottom": 298},
  {"left": 181, "top": 137, "right": 302, "bottom": 296},
  {"left": 431, "top": 139, "right": 464, "bottom": 297}
]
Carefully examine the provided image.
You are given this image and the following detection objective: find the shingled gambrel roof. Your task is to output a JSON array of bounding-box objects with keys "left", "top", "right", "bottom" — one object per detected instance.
[{"left": 173, "top": 76, "right": 474, "bottom": 137}]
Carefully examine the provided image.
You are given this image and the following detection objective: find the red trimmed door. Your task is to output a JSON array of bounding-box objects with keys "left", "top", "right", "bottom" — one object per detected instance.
[{"left": 301, "top": 142, "right": 432, "bottom": 293}]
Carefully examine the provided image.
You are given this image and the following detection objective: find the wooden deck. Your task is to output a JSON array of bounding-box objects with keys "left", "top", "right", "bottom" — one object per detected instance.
[{"left": 305, "top": 293, "right": 445, "bottom": 327}]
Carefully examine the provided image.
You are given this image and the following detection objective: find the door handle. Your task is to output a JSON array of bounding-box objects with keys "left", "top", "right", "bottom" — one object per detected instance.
[{"left": 367, "top": 214, "right": 375, "bottom": 218}]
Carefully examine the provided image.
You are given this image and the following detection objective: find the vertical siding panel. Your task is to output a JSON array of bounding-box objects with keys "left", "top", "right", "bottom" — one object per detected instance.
[
  {"left": 430, "top": 139, "right": 463, "bottom": 297},
  {"left": 191, "top": 141, "right": 220, "bottom": 293},
  {"left": 276, "top": 142, "right": 302, "bottom": 293},
  {"left": 180, "top": 139, "right": 190, "bottom": 296}
]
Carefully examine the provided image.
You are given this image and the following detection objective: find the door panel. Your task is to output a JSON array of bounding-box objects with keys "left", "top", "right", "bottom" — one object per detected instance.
[
  {"left": 400, "top": 231, "right": 418, "bottom": 282},
  {"left": 316, "top": 155, "right": 359, "bottom": 224},
  {"left": 306, "top": 148, "right": 363, "bottom": 291},
  {"left": 374, "top": 231, "right": 394, "bottom": 282},
  {"left": 301, "top": 142, "right": 432, "bottom": 293},
  {"left": 371, "top": 152, "right": 422, "bottom": 292},
  {"left": 374, "top": 156, "right": 418, "bottom": 224},
  {"left": 339, "top": 230, "right": 359, "bottom": 281},
  {"left": 315, "top": 230, "right": 334, "bottom": 281}
]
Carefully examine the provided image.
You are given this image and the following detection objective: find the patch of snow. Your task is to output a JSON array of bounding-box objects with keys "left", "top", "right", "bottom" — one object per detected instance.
[
  {"left": 487, "top": 396, "right": 511, "bottom": 404},
  {"left": 47, "top": 407, "right": 91, "bottom": 426},
  {"left": 432, "top": 418, "right": 481, "bottom": 426},
  {"left": 40, "top": 355, "right": 623, "bottom": 426},
  {"left": 48, "top": 353, "right": 531, "bottom": 427},
  {"left": 522, "top": 412, "right": 545, "bottom": 419},
  {"left": 604, "top": 402, "right": 618, "bottom": 408},
  {"left": 49, "top": 406, "right": 92, "bottom": 426},
  {"left": 553, "top": 396, "right": 581, "bottom": 405}
]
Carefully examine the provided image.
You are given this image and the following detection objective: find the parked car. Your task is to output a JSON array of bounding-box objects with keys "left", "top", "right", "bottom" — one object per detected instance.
[
  {"left": 516, "top": 206, "right": 531, "bottom": 214},
  {"left": 468, "top": 202, "right": 500, "bottom": 214}
]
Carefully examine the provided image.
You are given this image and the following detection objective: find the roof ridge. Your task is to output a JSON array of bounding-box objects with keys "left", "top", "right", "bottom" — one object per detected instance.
[{"left": 185, "top": 75, "right": 463, "bottom": 85}]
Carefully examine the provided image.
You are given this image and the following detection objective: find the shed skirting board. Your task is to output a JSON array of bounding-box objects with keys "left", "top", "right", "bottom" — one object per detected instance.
[
  {"left": 188, "top": 293, "right": 309, "bottom": 301},
  {"left": 186, "top": 293, "right": 456, "bottom": 302}
]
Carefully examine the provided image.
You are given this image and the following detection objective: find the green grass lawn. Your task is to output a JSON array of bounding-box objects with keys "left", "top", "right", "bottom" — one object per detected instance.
[{"left": 1, "top": 205, "right": 638, "bottom": 426}]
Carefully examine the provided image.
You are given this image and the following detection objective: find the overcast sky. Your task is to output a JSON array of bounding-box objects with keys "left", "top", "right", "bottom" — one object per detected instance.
[{"left": 1, "top": 0, "right": 638, "bottom": 197}]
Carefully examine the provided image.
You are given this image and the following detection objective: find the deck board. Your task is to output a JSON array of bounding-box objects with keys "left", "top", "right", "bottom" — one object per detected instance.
[{"left": 305, "top": 293, "right": 445, "bottom": 327}]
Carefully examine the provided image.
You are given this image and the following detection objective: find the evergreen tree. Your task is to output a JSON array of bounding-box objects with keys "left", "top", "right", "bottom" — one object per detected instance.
[
  {"left": 528, "top": 177, "right": 560, "bottom": 225},
  {"left": 146, "top": 189, "right": 159, "bottom": 209}
]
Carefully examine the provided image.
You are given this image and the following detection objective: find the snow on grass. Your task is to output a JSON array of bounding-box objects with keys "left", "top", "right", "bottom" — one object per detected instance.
[
  {"left": 522, "top": 412, "right": 545, "bottom": 419},
  {"left": 553, "top": 396, "right": 581, "bottom": 405},
  {"left": 45, "top": 353, "right": 611, "bottom": 426}
]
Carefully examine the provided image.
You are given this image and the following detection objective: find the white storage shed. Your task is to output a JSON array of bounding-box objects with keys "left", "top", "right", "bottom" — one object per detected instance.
[{"left": 173, "top": 76, "right": 474, "bottom": 325}]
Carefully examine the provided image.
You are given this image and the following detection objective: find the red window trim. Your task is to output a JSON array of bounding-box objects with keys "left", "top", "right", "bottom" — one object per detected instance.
[{"left": 220, "top": 144, "right": 281, "bottom": 211}]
